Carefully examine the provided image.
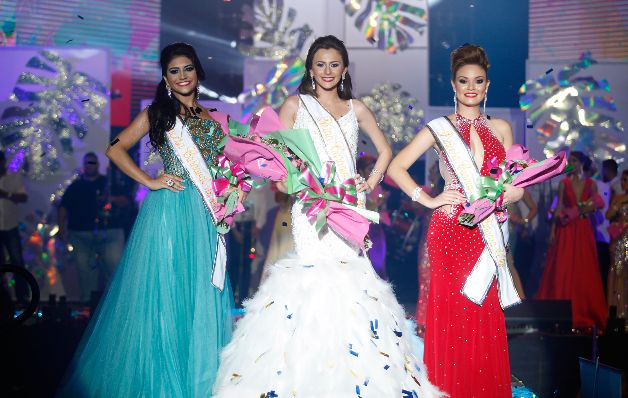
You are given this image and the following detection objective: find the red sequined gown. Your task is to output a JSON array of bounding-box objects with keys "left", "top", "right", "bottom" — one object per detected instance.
[
  {"left": 424, "top": 114, "right": 511, "bottom": 397},
  {"left": 537, "top": 177, "right": 607, "bottom": 329}
]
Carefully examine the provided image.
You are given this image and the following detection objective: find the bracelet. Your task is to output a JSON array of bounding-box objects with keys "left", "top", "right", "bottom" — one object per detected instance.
[
  {"left": 369, "top": 167, "right": 385, "bottom": 184},
  {"left": 411, "top": 186, "right": 423, "bottom": 202}
]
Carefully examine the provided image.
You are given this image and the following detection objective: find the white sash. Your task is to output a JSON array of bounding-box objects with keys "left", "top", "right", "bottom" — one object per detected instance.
[
  {"left": 165, "top": 118, "right": 227, "bottom": 291},
  {"left": 298, "top": 94, "right": 366, "bottom": 207},
  {"left": 427, "top": 117, "right": 521, "bottom": 308}
]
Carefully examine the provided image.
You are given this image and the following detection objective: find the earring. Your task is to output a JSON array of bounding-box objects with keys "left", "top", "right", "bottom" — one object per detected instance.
[
  {"left": 340, "top": 74, "right": 345, "bottom": 92},
  {"left": 167, "top": 85, "right": 172, "bottom": 99},
  {"left": 196, "top": 86, "right": 200, "bottom": 100},
  {"left": 311, "top": 74, "right": 315, "bottom": 90},
  {"left": 453, "top": 92, "right": 457, "bottom": 114},
  {"left": 483, "top": 94, "right": 487, "bottom": 115}
]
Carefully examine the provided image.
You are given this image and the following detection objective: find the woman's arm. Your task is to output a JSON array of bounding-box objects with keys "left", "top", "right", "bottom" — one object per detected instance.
[
  {"left": 606, "top": 194, "right": 628, "bottom": 220},
  {"left": 353, "top": 99, "right": 392, "bottom": 191},
  {"left": 275, "top": 96, "right": 301, "bottom": 193},
  {"left": 491, "top": 118, "right": 524, "bottom": 204},
  {"left": 106, "top": 109, "right": 184, "bottom": 192},
  {"left": 278, "top": 96, "right": 299, "bottom": 129},
  {"left": 387, "top": 127, "right": 465, "bottom": 209},
  {"left": 523, "top": 190, "right": 538, "bottom": 222}
]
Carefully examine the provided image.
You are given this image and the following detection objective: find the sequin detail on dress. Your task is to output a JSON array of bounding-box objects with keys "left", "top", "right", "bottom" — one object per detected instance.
[
  {"left": 158, "top": 117, "right": 225, "bottom": 178},
  {"left": 424, "top": 113, "right": 512, "bottom": 397}
]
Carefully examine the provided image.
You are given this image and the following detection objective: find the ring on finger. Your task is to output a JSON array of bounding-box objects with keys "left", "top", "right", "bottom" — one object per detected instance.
[{"left": 166, "top": 178, "right": 174, "bottom": 187}]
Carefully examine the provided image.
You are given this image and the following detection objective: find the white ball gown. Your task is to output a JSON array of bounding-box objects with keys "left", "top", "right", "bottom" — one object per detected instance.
[{"left": 212, "top": 96, "right": 442, "bottom": 398}]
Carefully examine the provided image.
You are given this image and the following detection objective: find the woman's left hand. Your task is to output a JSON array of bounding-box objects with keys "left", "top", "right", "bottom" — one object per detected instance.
[
  {"left": 502, "top": 184, "right": 524, "bottom": 205},
  {"left": 354, "top": 174, "right": 372, "bottom": 193}
]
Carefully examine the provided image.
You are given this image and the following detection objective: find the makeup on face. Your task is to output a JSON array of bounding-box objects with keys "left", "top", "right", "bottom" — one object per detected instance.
[
  {"left": 452, "top": 64, "right": 488, "bottom": 103},
  {"left": 164, "top": 56, "right": 197, "bottom": 93},
  {"left": 311, "top": 48, "right": 346, "bottom": 87}
]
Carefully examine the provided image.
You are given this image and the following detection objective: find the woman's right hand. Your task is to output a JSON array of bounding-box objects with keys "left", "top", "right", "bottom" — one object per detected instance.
[
  {"left": 276, "top": 178, "right": 289, "bottom": 194},
  {"left": 147, "top": 173, "right": 185, "bottom": 192},
  {"left": 427, "top": 189, "right": 466, "bottom": 209}
]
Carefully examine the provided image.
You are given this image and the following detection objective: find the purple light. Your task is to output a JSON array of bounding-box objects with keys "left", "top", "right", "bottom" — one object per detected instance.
[{"left": 8, "top": 149, "right": 25, "bottom": 172}]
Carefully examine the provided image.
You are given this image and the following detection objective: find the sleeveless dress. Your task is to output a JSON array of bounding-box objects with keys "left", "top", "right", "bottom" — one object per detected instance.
[
  {"left": 58, "top": 117, "right": 234, "bottom": 397},
  {"left": 537, "top": 177, "right": 607, "bottom": 329},
  {"left": 424, "top": 114, "right": 511, "bottom": 397},
  {"left": 212, "top": 97, "right": 442, "bottom": 397}
]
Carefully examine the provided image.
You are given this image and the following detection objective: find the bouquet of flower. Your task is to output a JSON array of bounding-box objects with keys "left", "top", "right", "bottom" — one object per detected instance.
[
  {"left": 223, "top": 107, "right": 378, "bottom": 248},
  {"left": 206, "top": 112, "right": 255, "bottom": 234},
  {"left": 458, "top": 145, "right": 568, "bottom": 227}
]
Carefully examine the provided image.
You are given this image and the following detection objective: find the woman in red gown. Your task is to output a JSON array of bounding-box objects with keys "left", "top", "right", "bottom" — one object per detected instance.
[
  {"left": 388, "top": 44, "right": 524, "bottom": 397},
  {"left": 537, "top": 151, "right": 607, "bottom": 329}
]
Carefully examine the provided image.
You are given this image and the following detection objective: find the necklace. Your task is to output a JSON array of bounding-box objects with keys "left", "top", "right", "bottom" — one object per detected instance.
[{"left": 188, "top": 104, "right": 203, "bottom": 119}]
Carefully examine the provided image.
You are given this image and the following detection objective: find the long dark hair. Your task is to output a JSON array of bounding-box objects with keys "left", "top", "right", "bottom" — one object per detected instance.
[
  {"left": 147, "top": 42, "right": 206, "bottom": 148},
  {"left": 298, "top": 35, "right": 353, "bottom": 100}
]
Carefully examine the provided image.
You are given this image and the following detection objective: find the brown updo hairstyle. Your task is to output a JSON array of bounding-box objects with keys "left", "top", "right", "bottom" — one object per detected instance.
[{"left": 450, "top": 44, "right": 490, "bottom": 79}]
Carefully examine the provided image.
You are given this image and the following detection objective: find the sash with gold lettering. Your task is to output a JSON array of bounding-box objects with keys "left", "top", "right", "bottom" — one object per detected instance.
[
  {"left": 165, "top": 117, "right": 227, "bottom": 291},
  {"left": 427, "top": 116, "right": 521, "bottom": 308},
  {"left": 298, "top": 94, "right": 367, "bottom": 209}
]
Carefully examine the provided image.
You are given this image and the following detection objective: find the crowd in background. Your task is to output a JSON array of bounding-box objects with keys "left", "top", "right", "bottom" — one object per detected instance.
[{"left": 1, "top": 146, "right": 627, "bottom": 331}]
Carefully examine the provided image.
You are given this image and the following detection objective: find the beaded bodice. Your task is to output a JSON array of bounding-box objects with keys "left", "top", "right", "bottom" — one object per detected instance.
[
  {"left": 157, "top": 117, "right": 225, "bottom": 179},
  {"left": 438, "top": 114, "right": 505, "bottom": 188},
  {"left": 437, "top": 114, "right": 505, "bottom": 215},
  {"left": 291, "top": 97, "right": 361, "bottom": 260}
]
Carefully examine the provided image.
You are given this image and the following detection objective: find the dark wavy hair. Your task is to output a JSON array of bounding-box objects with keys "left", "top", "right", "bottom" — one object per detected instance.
[
  {"left": 298, "top": 35, "right": 353, "bottom": 100},
  {"left": 450, "top": 44, "right": 490, "bottom": 79},
  {"left": 147, "top": 42, "right": 206, "bottom": 148}
]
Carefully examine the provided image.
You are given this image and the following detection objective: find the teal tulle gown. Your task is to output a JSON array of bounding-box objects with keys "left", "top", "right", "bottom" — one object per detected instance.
[{"left": 58, "top": 117, "right": 234, "bottom": 397}]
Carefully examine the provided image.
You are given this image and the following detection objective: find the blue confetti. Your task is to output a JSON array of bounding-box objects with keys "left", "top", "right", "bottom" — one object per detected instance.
[
  {"left": 349, "top": 344, "right": 359, "bottom": 357},
  {"left": 370, "top": 319, "right": 379, "bottom": 339},
  {"left": 303, "top": 264, "right": 314, "bottom": 268},
  {"left": 393, "top": 329, "right": 403, "bottom": 337},
  {"left": 408, "top": 105, "right": 413, "bottom": 110},
  {"left": 266, "top": 391, "right": 278, "bottom": 398},
  {"left": 318, "top": 176, "right": 325, "bottom": 185},
  {"left": 545, "top": 68, "right": 553, "bottom": 74},
  {"left": 364, "top": 378, "right": 370, "bottom": 386},
  {"left": 284, "top": 305, "right": 293, "bottom": 319},
  {"left": 384, "top": 364, "right": 390, "bottom": 370},
  {"left": 355, "top": 385, "right": 361, "bottom": 395},
  {"left": 526, "top": 124, "right": 534, "bottom": 128}
]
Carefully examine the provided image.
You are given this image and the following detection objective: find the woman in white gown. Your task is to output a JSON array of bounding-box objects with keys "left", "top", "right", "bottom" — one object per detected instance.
[{"left": 213, "top": 35, "right": 442, "bottom": 398}]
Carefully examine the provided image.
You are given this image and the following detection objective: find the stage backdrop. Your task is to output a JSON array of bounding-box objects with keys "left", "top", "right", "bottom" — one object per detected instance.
[{"left": 0, "top": 46, "right": 111, "bottom": 218}]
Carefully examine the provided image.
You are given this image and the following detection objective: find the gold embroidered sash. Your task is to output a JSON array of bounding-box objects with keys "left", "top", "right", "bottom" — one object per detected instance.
[{"left": 166, "top": 118, "right": 227, "bottom": 291}]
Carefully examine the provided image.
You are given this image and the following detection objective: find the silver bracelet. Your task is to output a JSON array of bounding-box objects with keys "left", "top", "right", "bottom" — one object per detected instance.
[
  {"left": 369, "top": 167, "right": 385, "bottom": 184},
  {"left": 411, "top": 186, "right": 423, "bottom": 202}
]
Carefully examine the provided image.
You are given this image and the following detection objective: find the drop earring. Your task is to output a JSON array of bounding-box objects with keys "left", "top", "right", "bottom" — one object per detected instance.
[
  {"left": 453, "top": 92, "right": 457, "bottom": 114},
  {"left": 167, "top": 85, "right": 172, "bottom": 99},
  {"left": 483, "top": 93, "right": 487, "bottom": 115},
  {"left": 196, "top": 86, "right": 200, "bottom": 100},
  {"left": 311, "top": 74, "right": 315, "bottom": 90},
  {"left": 340, "top": 74, "right": 345, "bottom": 92}
]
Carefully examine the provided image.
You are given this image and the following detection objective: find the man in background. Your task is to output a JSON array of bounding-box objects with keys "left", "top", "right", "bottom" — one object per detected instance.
[{"left": 58, "top": 152, "right": 130, "bottom": 302}]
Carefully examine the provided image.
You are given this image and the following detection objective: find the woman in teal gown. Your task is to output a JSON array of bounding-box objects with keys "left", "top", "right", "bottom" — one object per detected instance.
[{"left": 58, "top": 43, "right": 235, "bottom": 397}]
